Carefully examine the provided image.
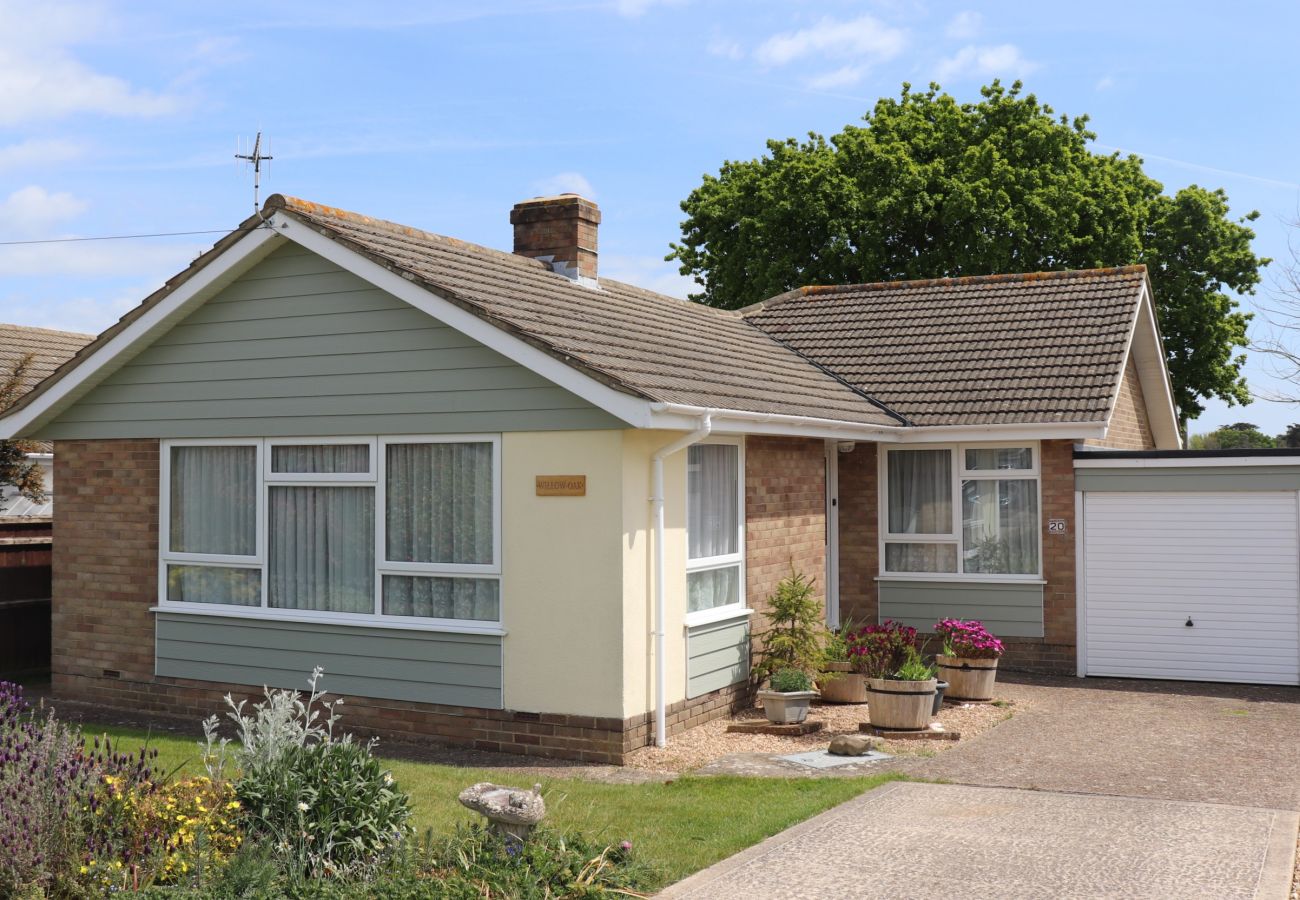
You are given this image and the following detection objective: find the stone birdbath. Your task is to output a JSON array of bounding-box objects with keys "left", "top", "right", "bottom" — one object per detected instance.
[{"left": 458, "top": 782, "right": 546, "bottom": 844}]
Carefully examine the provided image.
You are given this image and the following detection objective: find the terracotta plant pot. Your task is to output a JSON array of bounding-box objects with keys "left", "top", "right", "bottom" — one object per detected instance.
[
  {"left": 756, "top": 689, "right": 819, "bottom": 724},
  {"left": 818, "top": 661, "right": 868, "bottom": 704},
  {"left": 936, "top": 655, "right": 998, "bottom": 700},
  {"left": 866, "top": 678, "right": 937, "bottom": 730}
]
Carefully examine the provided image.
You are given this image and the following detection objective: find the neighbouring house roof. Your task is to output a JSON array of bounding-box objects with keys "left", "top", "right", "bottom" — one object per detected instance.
[
  {"left": 743, "top": 268, "right": 1152, "bottom": 427},
  {"left": 266, "top": 197, "right": 902, "bottom": 428},
  {"left": 0, "top": 323, "right": 94, "bottom": 452}
]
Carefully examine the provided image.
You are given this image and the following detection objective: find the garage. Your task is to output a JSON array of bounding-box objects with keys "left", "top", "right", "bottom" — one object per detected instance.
[{"left": 1077, "top": 452, "right": 1300, "bottom": 686}]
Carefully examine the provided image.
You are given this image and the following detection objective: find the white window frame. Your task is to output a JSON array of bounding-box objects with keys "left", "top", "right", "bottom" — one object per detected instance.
[
  {"left": 684, "top": 436, "right": 747, "bottom": 627},
  {"left": 878, "top": 441, "right": 1043, "bottom": 583},
  {"left": 157, "top": 435, "right": 503, "bottom": 634}
]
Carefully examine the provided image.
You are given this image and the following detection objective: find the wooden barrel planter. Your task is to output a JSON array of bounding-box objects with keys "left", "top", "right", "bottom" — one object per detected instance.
[
  {"left": 936, "top": 656, "right": 998, "bottom": 700},
  {"left": 818, "top": 662, "right": 867, "bottom": 704},
  {"left": 866, "top": 678, "right": 937, "bottom": 730}
]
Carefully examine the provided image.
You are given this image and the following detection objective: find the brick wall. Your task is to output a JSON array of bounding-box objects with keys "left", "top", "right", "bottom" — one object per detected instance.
[
  {"left": 834, "top": 439, "right": 1079, "bottom": 676},
  {"left": 837, "top": 442, "right": 878, "bottom": 626},
  {"left": 50, "top": 437, "right": 751, "bottom": 763},
  {"left": 1084, "top": 359, "right": 1156, "bottom": 450},
  {"left": 744, "top": 435, "right": 828, "bottom": 624}
]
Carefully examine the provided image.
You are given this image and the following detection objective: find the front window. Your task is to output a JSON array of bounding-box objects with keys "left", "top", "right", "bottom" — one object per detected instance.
[
  {"left": 882, "top": 443, "right": 1039, "bottom": 577},
  {"left": 686, "top": 440, "right": 744, "bottom": 616},
  {"left": 160, "top": 436, "right": 501, "bottom": 626}
]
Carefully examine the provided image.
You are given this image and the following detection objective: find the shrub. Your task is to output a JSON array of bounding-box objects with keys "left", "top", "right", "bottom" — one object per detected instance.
[
  {"left": 768, "top": 668, "right": 813, "bottom": 693},
  {"left": 893, "top": 647, "right": 937, "bottom": 681},
  {"left": 205, "top": 668, "right": 412, "bottom": 881},
  {"left": 847, "top": 620, "right": 918, "bottom": 678},
  {"left": 934, "top": 619, "right": 1005, "bottom": 659},
  {"left": 751, "top": 567, "right": 829, "bottom": 682}
]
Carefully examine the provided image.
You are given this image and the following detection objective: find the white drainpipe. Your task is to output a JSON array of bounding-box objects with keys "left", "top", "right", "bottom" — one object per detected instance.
[{"left": 650, "top": 414, "right": 712, "bottom": 747}]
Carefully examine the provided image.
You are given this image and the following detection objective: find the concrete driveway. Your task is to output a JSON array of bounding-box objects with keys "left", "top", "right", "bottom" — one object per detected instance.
[{"left": 665, "top": 676, "right": 1300, "bottom": 899}]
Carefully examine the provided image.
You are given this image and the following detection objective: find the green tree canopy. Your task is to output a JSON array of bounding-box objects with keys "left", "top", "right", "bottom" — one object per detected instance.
[
  {"left": 0, "top": 354, "right": 46, "bottom": 502},
  {"left": 669, "top": 81, "right": 1266, "bottom": 424},
  {"left": 1188, "top": 422, "right": 1276, "bottom": 450}
]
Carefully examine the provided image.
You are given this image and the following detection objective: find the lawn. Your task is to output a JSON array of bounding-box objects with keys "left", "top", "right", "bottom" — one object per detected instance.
[{"left": 87, "top": 723, "right": 899, "bottom": 888}]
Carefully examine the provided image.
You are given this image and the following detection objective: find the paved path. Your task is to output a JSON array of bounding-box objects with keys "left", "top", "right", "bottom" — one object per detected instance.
[
  {"left": 666, "top": 676, "right": 1300, "bottom": 898},
  {"left": 662, "top": 782, "right": 1299, "bottom": 899}
]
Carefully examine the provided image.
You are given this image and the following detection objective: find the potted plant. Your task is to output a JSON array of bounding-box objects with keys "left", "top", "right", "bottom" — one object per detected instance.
[
  {"left": 756, "top": 667, "right": 820, "bottom": 724},
  {"left": 818, "top": 620, "right": 867, "bottom": 704},
  {"left": 934, "top": 618, "right": 1004, "bottom": 701},
  {"left": 856, "top": 621, "right": 938, "bottom": 730}
]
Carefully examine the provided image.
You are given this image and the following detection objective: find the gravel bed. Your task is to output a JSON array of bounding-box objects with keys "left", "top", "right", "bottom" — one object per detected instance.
[{"left": 625, "top": 696, "right": 1019, "bottom": 774}]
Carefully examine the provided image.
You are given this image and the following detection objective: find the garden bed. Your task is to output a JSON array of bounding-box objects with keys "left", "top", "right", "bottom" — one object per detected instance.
[{"left": 625, "top": 697, "right": 1018, "bottom": 774}]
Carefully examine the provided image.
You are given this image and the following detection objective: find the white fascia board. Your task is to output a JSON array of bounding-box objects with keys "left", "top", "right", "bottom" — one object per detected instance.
[
  {"left": 1133, "top": 280, "right": 1183, "bottom": 449},
  {"left": 0, "top": 226, "right": 285, "bottom": 440},
  {"left": 274, "top": 213, "right": 656, "bottom": 428},
  {"left": 1073, "top": 455, "right": 1300, "bottom": 469}
]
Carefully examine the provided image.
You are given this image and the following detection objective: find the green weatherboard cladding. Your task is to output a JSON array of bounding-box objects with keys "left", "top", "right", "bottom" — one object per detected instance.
[
  {"left": 1075, "top": 467, "right": 1300, "bottom": 492},
  {"left": 155, "top": 612, "right": 504, "bottom": 708},
  {"left": 686, "top": 616, "right": 750, "bottom": 699},
  {"left": 36, "top": 243, "right": 623, "bottom": 440},
  {"left": 878, "top": 580, "right": 1044, "bottom": 638}
]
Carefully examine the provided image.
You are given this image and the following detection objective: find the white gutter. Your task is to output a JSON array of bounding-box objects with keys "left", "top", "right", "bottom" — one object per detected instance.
[
  {"left": 648, "top": 402, "right": 1107, "bottom": 443},
  {"left": 650, "top": 413, "right": 712, "bottom": 748}
]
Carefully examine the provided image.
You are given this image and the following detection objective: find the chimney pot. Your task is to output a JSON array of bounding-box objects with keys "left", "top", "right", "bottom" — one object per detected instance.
[{"left": 511, "top": 194, "right": 600, "bottom": 283}]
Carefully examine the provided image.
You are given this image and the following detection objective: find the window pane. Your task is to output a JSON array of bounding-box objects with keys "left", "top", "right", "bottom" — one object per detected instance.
[
  {"left": 269, "top": 486, "right": 375, "bottom": 613},
  {"left": 272, "top": 444, "right": 369, "bottom": 474},
  {"left": 386, "top": 443, "right": 493, "bottom": 565},
  {"left": 382, "top": 575, "right": 499, "bottom": 621},
  {"left": 962, "top": 479, "right": 1039, "bottom": 574},
  {"left": 884, "top": 542, "right": 958, "bottom": 573},
  {"left": 965, "top": 447, "right": 1033, "bottom": 471},
  {"left": 887, "top": 449, "right": 952, "bottom": 534},
  {"left": 687, "top": 565, "right": 741, "bottom": 613},
  {"left": 166, "top": 565, "right": 261, "bottom": 606},
  {"left": 169, "top": 445, "right": 256, "bottom": 555},
  {"left": 687, "top": 444, "right": 739, "bottom": 560}
]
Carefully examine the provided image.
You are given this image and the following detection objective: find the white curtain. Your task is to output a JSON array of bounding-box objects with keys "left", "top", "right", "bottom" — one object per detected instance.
[
  {"left": 884, "top": 543, "right": 958, "bottom": 573},
  {"left": 687, "top": 566, "right": 740, "bottom": 613},
  {"left": 887, "top": 449, "right": 951, "bottom": 535},
  {"left": 166, "top": 565, "right": 260, "bottom": 606},
  {"left": 964, "top": 447, "right": 1032, "bottom": 471},
  {"left": 962, "top": 479, "right": 1038, "bottom": 574},
  {"left": 382, "top": 575, "right": 499, "bottom": 621},
  {"left": 687, "top": 444, "right": 738, "bottom": 560},
  {"left": 269, "top": 486, "right": 375, "bottom": 613},
  {"left": 169, "top": 445, "right": 256, "bottom": 555},
  {"left": 386, "top": 442, "right": 493, "bottom": 564},
  {"left": 272, "top": 444, "right": 369, "bottom": 474}
]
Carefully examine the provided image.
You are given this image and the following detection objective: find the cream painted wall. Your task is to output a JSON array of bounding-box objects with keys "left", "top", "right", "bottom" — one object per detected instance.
[
  {"left": 501, "top": 430, "right": 627, "bottom": 718},
  {"left": 620, "top": 430, "right": 691, "bottom": 719}
]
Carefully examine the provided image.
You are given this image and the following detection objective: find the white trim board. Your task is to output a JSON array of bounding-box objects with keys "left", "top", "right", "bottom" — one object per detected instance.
[{"left": 1073, "top": 456, "right": 1300, "bottom": 469}]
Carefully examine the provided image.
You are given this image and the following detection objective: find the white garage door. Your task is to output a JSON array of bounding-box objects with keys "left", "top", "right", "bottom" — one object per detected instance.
[{"left": 1083, "top": 491, "right": 1300, "bottom": 685}]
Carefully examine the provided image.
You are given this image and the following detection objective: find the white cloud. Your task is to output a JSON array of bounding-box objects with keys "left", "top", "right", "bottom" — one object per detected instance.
[
  {"left": 945, "top": 11, "right": 982, "bottom": 40},
  {"left": 805, "top": 65, "right": 867, "bottom": 91},
  {"left": 755, "top": 15, "right": 907, "bottom": 68},
  {"left": 0, "top": 0, "right": 180, "bottom": 124},
  {"left": 0, "top": 240, "right": 203, "bottom": 278},
  {"left": 612, "top": 0, "right": 686, "bottom": 17},
  {"left": 599, "top": 254, "right": 694, "bottom": 299},
  {"left": 532, "top": 172, "right": 597, "bottom": 199},
  {"left": 1095, "top": 75, "right": 1116, "bottom": 91},
  {"left": 0, "top": 279, "right": 157, "bottom": 334},
  {"left": 707, "top": 36, "right": 743, "bottom": 61},
  {"left": 935, "top": 44, "right": 1038, "bottom": 82},
  {"left": 0, "top": 139, "right": 84, "bottom": 171},
  {"left": 0, "top": 186, "right": 88, "bottom": 237}
]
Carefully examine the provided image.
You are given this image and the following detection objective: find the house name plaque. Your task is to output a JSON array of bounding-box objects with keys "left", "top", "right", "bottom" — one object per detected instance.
[{"left": 536, "top": 475, "right": 586, "bottom": 497}]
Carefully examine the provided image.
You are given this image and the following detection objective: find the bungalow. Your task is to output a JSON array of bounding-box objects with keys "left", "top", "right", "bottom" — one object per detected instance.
[{"left": 0, "top": 194, "right": 1179, "bottom": 762}]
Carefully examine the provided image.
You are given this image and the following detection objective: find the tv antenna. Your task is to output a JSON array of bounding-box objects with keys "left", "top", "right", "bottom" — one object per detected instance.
[{"left": 235, "top": 132, "right": 273, "bottom": 214}]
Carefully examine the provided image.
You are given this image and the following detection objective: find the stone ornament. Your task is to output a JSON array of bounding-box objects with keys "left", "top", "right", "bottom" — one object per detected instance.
[
  {"left": 828, "top": 734, "right": 877, "bottom": 756},
  {"left": 458, "top": 782, "right": 546, "bottom": 843}
]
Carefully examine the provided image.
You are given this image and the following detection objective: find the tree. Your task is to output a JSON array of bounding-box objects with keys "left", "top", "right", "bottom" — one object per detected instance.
[
  {"left": 669, "top": 81, "right": 1265, "bottom": 426},
  {"left": 1187, "top": 422, "right": 1276, "bottom": 450},
  {"left": 1280, "top": 423, "right": 1300, "bottom": 449},
  {"left": 0, "top": 354, "right": 47, "bottom": 502}
]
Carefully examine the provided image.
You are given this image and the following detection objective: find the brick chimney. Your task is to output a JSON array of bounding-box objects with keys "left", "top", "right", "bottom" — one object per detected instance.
[{"left": 510, "top": 194, "right": 600, "bottom": 284}]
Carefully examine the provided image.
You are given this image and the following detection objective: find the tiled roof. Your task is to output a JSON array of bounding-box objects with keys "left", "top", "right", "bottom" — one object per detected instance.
[
  {"left": 1, "top": 323, "right": 94, "bottom": 451},
  {"left": 269, "top": 196, "right": 902, "bottom": 427},
  {"left": 743, "top": 268, "right": 1147, "bottom": 426}
]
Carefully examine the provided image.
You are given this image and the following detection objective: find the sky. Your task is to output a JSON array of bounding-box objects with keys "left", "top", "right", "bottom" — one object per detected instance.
[{"left": 0, "top": 0, "right": 1297, "bottom": 436}]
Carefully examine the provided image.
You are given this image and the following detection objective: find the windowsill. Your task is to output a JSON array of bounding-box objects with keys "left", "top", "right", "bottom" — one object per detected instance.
[
  {"left": 684, "top": 606, "right": 753, "bottom": 629},
  {"left": 875, "top": 575, "right": 1047, "bottom": 586},
  {"left": 150, "top": 605, "right": 509, "bottom": 636}
]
